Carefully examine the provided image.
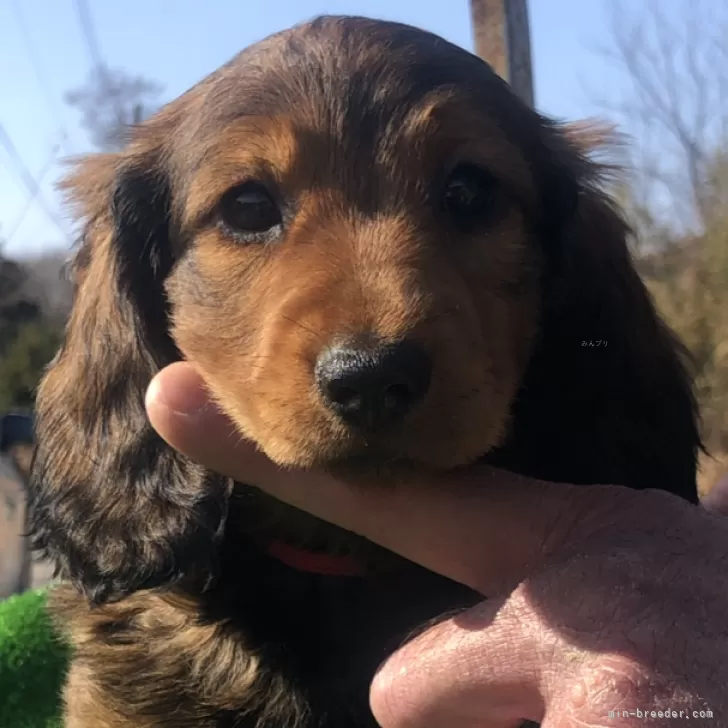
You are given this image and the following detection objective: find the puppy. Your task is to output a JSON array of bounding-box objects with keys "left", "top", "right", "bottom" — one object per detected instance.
[{"left": 28, "top": 16, "right": 701, "bottom": 728}]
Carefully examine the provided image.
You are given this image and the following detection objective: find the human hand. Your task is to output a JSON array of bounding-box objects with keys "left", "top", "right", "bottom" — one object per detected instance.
[{"left": 146, "top": 362, "right": 728, "bottom": 727}]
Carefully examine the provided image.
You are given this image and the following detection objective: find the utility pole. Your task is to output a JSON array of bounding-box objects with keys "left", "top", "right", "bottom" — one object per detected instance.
[{"left": 470, "top": 0, "right": 535, "bottom": 107}]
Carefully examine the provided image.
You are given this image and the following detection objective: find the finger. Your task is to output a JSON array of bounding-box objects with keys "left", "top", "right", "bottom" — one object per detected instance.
[
  {"left": 370, "top": 592, "right": 546, "bottom": 728},
  {"left": 146, "top": 362, "right": 598, "bottom": 594},
  {"left": 701, "top": 472, "right": 728, "bottom": 516}
]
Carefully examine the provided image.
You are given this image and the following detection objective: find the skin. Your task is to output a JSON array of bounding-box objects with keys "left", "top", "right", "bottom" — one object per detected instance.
[{"left": 145, "top": 361, "right": 728, "bottom": 728}]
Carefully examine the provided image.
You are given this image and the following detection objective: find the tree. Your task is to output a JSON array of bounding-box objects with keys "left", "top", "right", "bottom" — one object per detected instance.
[
  {"left": 644, "top": 156, "right": 728, "bottom": 455},
  {"left": 0, "top": 320, "right": 60, "bottom": 411},
  {"left": 0, "top": 256, "right": 43, "bottom": 354},
  {"left": 594, "top": 0, "right": 728, "bottom": 237},
  {"left": 65, "top": 66, "right": 163, "bottom": 152},
  {"left": 594, "top": 0, "right": 728, "bottom": 460},
  {"left": 0, "top": 240, "right": 64, "bottom": 410},
  {"left": 22, "top": 250, "right": 73, "bottom": 325}
]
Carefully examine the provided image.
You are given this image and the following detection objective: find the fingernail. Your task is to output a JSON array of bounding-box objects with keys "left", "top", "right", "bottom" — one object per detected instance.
[{"left": 145, "top": 367, "right": 212, "bottom": 417}]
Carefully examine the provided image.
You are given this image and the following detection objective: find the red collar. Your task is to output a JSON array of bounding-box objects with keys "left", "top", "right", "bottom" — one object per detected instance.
[{"left": 264, "top": 539, "right": 367, "bottom": 577}]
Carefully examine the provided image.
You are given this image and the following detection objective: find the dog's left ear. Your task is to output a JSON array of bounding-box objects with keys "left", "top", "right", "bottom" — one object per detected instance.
[
  {"left": 28, "top": 138, "right": 231, "bottom": 604},
  {"left": 503, "top": 120, "right": 702, "bottom": 501}
]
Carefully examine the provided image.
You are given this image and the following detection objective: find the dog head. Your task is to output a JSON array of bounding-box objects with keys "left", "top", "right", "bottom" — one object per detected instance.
[{"left": 29, "top": 16, "right": 700, "bottom": 601}]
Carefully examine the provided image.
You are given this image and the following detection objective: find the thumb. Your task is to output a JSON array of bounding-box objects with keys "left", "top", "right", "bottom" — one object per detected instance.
[{"left": 370, "top": 591, "right": 546, "bottom": 727}]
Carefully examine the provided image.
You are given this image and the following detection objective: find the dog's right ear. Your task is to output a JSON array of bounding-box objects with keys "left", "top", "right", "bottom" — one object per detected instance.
[{"left": 28, "top": 146, "right": 232, "bottom": 604}]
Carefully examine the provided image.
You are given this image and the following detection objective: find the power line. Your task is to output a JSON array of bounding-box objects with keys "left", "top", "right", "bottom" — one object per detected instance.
[
  {"left": 72, "top": 0, "right": 106, "bottom": 73},
  {"left": 71, "top": 0, "right": 126, "bottom": 129},
  {"left": 0, "top": 121, "right": 69, "bottom": 242},
  {"left": 5, "top": 145, "right": 61, "bottom": 244},
  {"left": 9, "top": 0, "right": 74, "bottom": 156}
]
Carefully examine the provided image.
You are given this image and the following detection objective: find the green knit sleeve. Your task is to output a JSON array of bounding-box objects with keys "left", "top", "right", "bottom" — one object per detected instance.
[{"left": 0, "top": 588, "right": 68, "bottom": 728}]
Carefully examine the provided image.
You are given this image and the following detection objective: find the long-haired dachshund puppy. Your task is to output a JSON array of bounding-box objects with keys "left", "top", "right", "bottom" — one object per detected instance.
[{"left": 28, "top": 15, "right": 701, "bottom": 728}]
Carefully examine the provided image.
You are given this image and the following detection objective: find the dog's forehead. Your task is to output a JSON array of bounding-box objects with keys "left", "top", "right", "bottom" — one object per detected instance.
[{"left": 185, "top": 16, "right": 528, "bottom": 142}]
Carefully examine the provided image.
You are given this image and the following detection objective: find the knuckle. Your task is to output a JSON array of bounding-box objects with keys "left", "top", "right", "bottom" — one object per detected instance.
[{"left": 562, "top": 655, "right": 694, "bottom": 727}]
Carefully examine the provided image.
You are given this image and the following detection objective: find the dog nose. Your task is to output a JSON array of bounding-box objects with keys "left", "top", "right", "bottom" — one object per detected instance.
[{"left": 315, "top": 341, "right": 432, "bottom": 431}]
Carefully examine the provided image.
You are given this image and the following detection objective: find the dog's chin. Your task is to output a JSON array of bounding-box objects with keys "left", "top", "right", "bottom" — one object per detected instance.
[
  {"left": 322, "top": 451, "right": 424, "bottom": 486},
  {"left": 303, "top": 434, "right": 487, "bottom": 481}
]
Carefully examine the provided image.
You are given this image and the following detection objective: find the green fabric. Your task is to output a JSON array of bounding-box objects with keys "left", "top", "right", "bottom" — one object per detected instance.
[{"left": 0, "top": 588, "right": 67, "bottom": 728}]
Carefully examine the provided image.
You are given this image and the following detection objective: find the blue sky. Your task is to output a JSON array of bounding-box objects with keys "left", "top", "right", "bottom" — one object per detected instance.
[{"left": 0, "top": 0, "right": 621, "bottom": 257}]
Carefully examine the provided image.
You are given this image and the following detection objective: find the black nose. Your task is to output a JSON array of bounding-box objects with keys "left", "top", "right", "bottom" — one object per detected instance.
[{"left": 315, "top": 341, "right": 432, "bottom": 432}]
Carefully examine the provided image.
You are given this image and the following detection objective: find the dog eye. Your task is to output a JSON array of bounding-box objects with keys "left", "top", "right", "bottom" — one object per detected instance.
[
  {"left": 219, "top": 182, "right": 282, "bottom": 237},
  {"left": 442, "top": 165, "right": 498, "bottom": 229}
]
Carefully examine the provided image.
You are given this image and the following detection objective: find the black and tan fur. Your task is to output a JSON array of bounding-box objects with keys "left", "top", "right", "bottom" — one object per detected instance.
[{"left": 28, "top": 16, "right": 700, "bottom": 728}]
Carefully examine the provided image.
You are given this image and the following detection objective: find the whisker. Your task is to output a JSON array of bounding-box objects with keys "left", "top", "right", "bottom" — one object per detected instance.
[{"left": 280, "top": 314, "right": 320, "bottom": 339}]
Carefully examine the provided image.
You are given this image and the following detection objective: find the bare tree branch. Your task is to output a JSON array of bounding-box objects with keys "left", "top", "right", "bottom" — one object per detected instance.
[
  {"left": 589, "top": 0, "right": 728, "bottom": 236},
  {"left": 65, "top": 67, "right": 163, "bottom": 152}
]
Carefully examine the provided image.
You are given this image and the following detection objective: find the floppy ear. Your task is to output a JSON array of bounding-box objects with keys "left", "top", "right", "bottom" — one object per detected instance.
[
  {"left": 28, "top": 148, "right": 231, "bottom": 604},
  {"left": 490, "top": 121, "right": 702, "bottom": 502}
]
